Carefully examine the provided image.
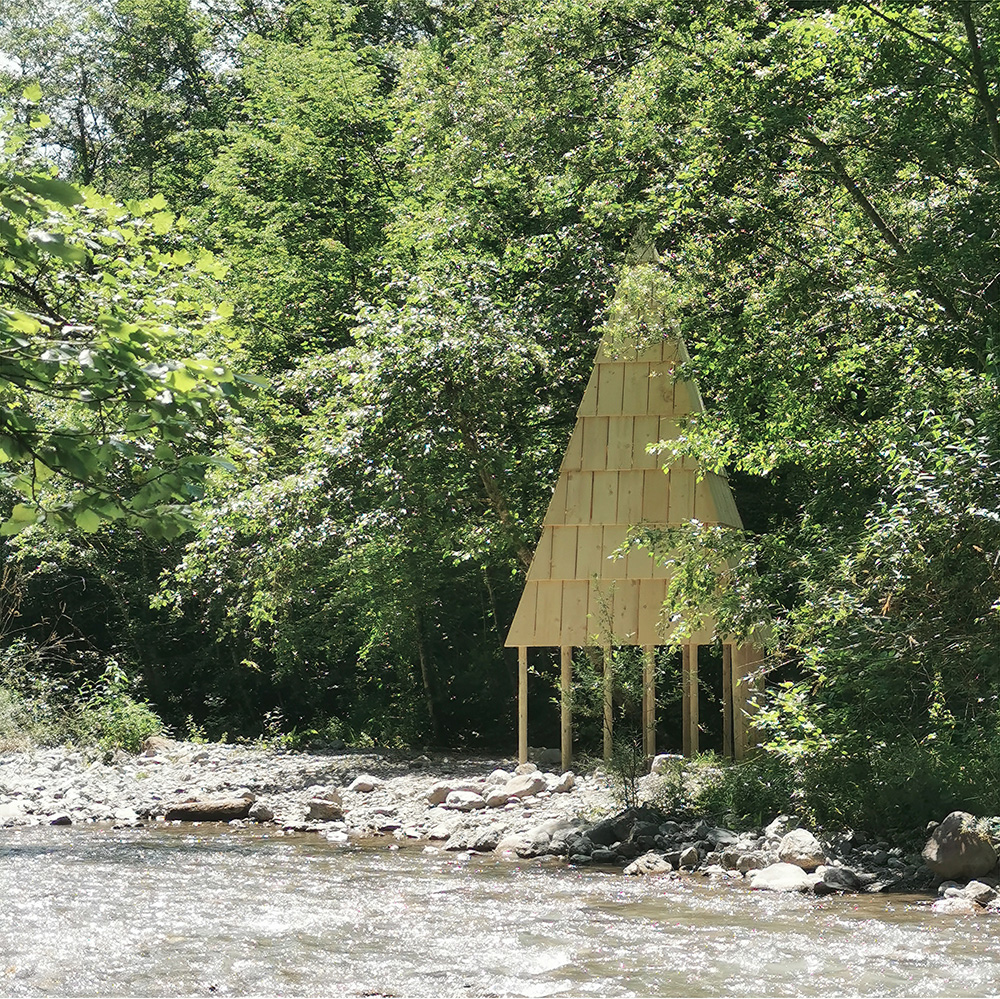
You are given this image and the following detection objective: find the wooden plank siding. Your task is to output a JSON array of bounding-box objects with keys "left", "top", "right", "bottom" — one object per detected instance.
[{"left": 505, "top": 332, "right": 744, "bottom": 649}]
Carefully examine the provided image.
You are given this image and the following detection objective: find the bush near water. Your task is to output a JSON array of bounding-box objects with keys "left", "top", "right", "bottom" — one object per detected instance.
[{"left": 1, "top": 1, "right": 1000, "bottom": 838}]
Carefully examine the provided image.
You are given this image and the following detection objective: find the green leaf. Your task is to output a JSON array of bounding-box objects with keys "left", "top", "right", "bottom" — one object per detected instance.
[
  {"left": 15, "top": 174, "right": 85, "bottom": 208},
  {"left": 0, "top": 503, "right": 39, "bottom": 535},
  {"left": 22, "top": 82, "right": 42, "bottom": 102},
  {"left": 73, "top": 508, "right": 103, "bottom": 533},
  {"left": 150, "top": 211, "right": 174, "bottom": 235},
  {"left": 28, "top": 230, "right": 88, "bottom": 262}
]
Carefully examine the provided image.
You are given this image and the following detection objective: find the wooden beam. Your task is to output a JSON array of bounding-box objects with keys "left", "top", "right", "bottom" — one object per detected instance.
[
  {"left": 560, "top": 646, "right": 573, "bottom": 771},
  {"left": 722, "top": 643, "right": 734, "bottom": 760},
  {"left": 682, "top": 643, "right": 699, "bottom": 757},
  {"left": 733, "top": 645, "right": 764, "bottom": 761},
  {"left": 642, "top": 645, "right": 656, "bottom": 758},
  {"left": 518, "top": 646, "right": 528, "bottom": 764},
  {"left": 603, "top": 645, "right": 613, "bottom": 761}
]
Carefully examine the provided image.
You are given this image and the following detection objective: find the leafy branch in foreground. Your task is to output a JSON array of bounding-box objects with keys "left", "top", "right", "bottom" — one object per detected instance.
[{"left": 0, "top": 108, "right": 256, "bottom": 536}]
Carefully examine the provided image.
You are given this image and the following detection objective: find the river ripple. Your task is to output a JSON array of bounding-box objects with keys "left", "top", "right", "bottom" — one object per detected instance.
[{"left": 1, "top": 825, "right": 998, "bottom": 997}]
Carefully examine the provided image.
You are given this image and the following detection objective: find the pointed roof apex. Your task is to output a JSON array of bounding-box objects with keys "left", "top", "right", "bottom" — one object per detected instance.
[{"left": 626, "top": 236, "right": 661, "bottom": 266}]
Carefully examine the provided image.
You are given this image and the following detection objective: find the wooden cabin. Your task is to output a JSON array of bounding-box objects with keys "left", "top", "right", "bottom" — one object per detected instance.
[{"left": 505, "top": 329, "right": 762, "bottom": 768}]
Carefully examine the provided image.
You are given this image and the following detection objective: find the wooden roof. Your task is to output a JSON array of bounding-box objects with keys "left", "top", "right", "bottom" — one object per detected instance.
[{"left": 505, "top": 333, "right": 742, "bottom": 648}]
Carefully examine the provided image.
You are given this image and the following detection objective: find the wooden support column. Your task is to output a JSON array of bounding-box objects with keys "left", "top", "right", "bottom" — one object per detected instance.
[
  {"left": 603, "top": 645, "right": 613, "bottom": 761},
  {"left": 722, "top": 644, "right": 734, "bottom": 760},
  {"left": 642, "top": 645, "right": 656, "bottom": 758},
  {"left": 732, "top": 645, "right": 764, "bottom": 761},
  {"left": 518, "top": 646, "right": 528, "bottom": 764},
  {"left": 560, "top": 646, "right": 573, "bottom": 772},
  {"left": 681, "top": 643, "right": 699, "bottom": 757}
]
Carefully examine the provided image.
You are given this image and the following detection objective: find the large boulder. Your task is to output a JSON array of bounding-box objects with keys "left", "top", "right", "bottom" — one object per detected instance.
[
  {"left": 748, "top": 863, "right": 812, "bottom": 892},
  {"left": 922, "top": 811, "right": 998, "bottom": 881},
  {"left": 943, "top": 880, "right": 998, "bottom": 906},
  {"left": 502, "top": 773, "right": 547, "bottom": 799},
  {"left": 545, "top": 771, "right": 575, "bottom": 794},
  {"left": 814, "top": 865, "right": 862, "bottom": 894},
  {"left": 306, "top": 787, "right": 343, "bottom": 821},
  {"left": 443, "top": 790, "right": 486, "bottom": 811},
  {"left": 164, "top": 797, "right": 252, "bottom": 822},
  {"left": 778, "top": 829, "right": 826, "bottom": 871}
]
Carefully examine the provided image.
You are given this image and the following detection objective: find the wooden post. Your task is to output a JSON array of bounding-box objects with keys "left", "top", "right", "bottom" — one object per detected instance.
[
  {"left": 682, "top": 643, "right": 699, "bottom": 757},
  {"left": 642, "top": 645, "right": 656, "bottom": 758},
  {"left": 722, "top": 643, "right": 734, "bottom": 760},
  {"left": 518, "top": 646, "right": 528, "bottom": 764},
  {"left": 733, "top": 645, "right": 764, "bottom": 761},
  {"left": 603, "top": 645, "right": 613, "bottom": 761},
  {"left": 560, "top": 645, "right": 573, "bottom": 771}
]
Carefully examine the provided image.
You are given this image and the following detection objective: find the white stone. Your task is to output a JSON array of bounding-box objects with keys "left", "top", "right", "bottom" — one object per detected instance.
[
  {"left": 443, "top": 790, "right": 486, "bottom": 811},
  {"left": 650, "top": 754, "right": 683, "bottom": 775},
  {"left": 546, "top": 771, "right": 575, "bottom": 794},
  {"left": 932, "top": 896, "right": 981, "bottom": 915},
  {"left": 348, "top": 775, "right": 382, "bottom": 793},
  {"left": 424, "top": 780, "right": 483, "bottom": 805},
  {"left": 749, "top": 863, "right": 812, "bottom": 892},
  {"left": 624, "top": 852, "right": 673, "bottom": 876},
  {"left": 778, "top": 828, "right": 826, "bottom": 871},
  {"left": 502, "top": 773, "right": 547, "bottom": 799}
]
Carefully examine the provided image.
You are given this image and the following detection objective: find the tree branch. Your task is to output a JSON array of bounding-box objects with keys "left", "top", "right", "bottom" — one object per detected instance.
[
  {"left": 800, "top": 130, "right": 963, "bottom": 323},
  {"left": 960, "top": 1, "right": 1000, "bottom": 161}
]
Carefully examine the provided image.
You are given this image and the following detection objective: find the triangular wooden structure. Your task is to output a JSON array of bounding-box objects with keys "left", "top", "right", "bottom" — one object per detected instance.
[
  {"left": 505, "top": 334, "right": 741, "bottom": 648},
  {"left": 506, "top": 329, "right": 762, "bottom": 767}
]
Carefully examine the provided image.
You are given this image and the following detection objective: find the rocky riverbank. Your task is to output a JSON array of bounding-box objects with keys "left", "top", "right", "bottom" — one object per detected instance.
[{"left": 2, "top": 738, "right": 998, "bottom": 913}]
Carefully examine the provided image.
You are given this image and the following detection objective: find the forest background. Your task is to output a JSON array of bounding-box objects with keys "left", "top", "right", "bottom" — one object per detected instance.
[{"left": 1, "top": 0, "right": 999, "bottom": 834}]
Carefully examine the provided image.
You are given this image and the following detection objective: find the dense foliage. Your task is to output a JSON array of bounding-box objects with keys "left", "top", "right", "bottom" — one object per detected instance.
[{"left": 2, "top": 0, "right": 1000, "bottom": 830}]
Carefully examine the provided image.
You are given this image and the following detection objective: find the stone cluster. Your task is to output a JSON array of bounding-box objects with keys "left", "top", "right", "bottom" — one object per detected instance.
[{"left": 2, "top": 740, "right": 999, "bottom": 911}]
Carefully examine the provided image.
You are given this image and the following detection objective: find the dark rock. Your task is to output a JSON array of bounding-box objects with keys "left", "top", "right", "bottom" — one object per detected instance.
[
  {"left": 248, "top": 801, "right": 274, "bottom": 822},
  {"left": 591, "top": 848, "right": 618, "bottom": 864},
  {"left": 565, "top": 833, "right": 593, "bottom": 856},
  {"left": 814, "top": 866, "right": 862, "bottom": 894},
  {"left": 707, "top": 827, "right": 739, "bottom": 848},
  {"left": 630, "top": 821, "right": 661, "bottom": 842},
  {"left": 569, "top": 853, "right": 593, "bottom": 865},
  {"left": 659, "top": 821, "right": 682, "bottom": 838}
]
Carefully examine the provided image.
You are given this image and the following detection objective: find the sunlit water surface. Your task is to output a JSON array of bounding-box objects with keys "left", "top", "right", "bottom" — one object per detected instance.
[{"left": 2, "top": 825, "right": 998, "bottom": 997}]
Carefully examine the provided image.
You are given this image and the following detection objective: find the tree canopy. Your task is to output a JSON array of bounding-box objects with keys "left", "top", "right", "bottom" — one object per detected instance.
[{"left": 3, "top": 0, "right": 1000, "bottom": 829}]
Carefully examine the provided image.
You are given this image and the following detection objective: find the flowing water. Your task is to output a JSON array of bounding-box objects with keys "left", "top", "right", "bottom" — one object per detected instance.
[{"left": 2, "top": 824, "right": 999, "bottom": 997}]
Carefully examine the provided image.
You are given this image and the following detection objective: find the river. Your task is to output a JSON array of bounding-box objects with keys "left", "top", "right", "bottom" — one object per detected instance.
[{"left": 1, "top": 824, "right": 998, "bottom": 997}]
